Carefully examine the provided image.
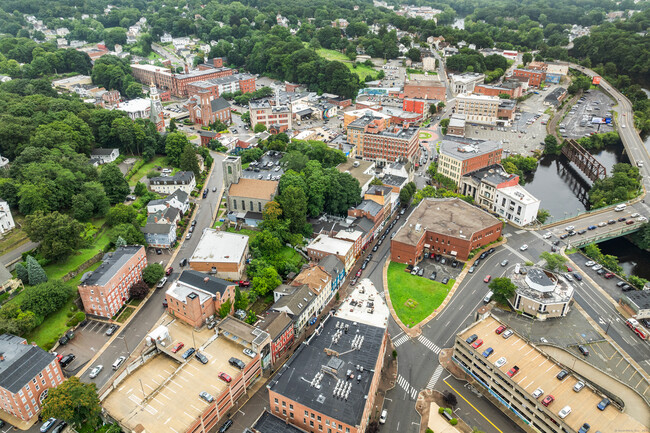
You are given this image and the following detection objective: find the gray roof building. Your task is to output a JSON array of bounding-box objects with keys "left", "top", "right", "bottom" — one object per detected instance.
[
  {"left": 176, "top": 270, "right": 234, "bottom": 296},
  {"left": 150, "top": 171, "right": 195, "bottom": 186},
  {"left": 210, "top": 96, "right": 230, "bottom": 112},
  {"left": 248, "top": 410, "right": 308, "bottom": 433},
  {"left": 0, "top": 334, "right": 57, "bottom": 393},
  {"left": 80, "top": 246, "right": 144, "bottom": 287}
]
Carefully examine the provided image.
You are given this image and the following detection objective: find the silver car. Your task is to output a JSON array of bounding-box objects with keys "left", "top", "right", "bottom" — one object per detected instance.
[{"left": 89, "top": 365, "right": 103, "bottom": 379}]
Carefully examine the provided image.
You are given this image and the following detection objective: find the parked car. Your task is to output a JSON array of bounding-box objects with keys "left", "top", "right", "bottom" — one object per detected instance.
[
  {"left": 182, "top": 347, "right": 196, "bottom": 359},
  {"left": 166, "top": 267, "right": 173, "bottom": 276},
  {"left": 218, "top": 372, "right": 232, "bottom": 383},
  {"left": 89, "top": 365, "right": 103, "bottom": 379},
  {"left": 243, "top": 348, "right": 256, "bottom": 358},
  {"left": 495, "top": 325, "right": 506, "bottom": 335},
  {"left": 597, "top": 398, "right": 611, "bottom": 411},
  {"left": 40, "top": 418, "right": 57, "bottom": 433},
  {"left": 441, "top": 277, "right": 449, "bottom": 284},
  {"left": 507, "top": 366, "right": 519, "bottom": 377},
  {"left": 379, "top": 409, "right": 388, "bottom": 424},
  {"left": 502, "top": 330, "right": 514, "bottom": 339},
  {"left": 578, "top": 345, "right": 589, "bottom": 356},
  {"left": 218, "top": 419, "right": 233, "bottom": 433},
  {"left": 199, "top": 391, "right": 214, "bottom": 403},
  {"left": 573, "top": 381, "right": 585, "bottom": 392},
  {"left": 60, "top": 354, "right": 75, "bottom": 368},
  {"left": 171, "top": 342, "right": 185, "bottom": 353},
  {"left": 229, "top": 357, "right": 246, "bottom": 369},
  {"left": 238, "top": 280, "right": 250, "bottom": 287},
  {"left": 195, "top": 352, "right": 209, "bottom": 364},
  {"left": 468, "top": 266, "right": 475, "bottom": 273},
  {"left": 494, "top": 357, "right": 507, "bottom": 368},
  {"left": 429, "top": 272, "right": 437, "bottom": 280},
  {"left": 106, "top": 324, "right": 118, "bottom": 336},
  {"left": 52, "top": 421, "right": 67, "bottom": 433},
  {"left": 532, "top": 388, "right": 544, "bottom": 399},
  {"left": 465, "top": 334, "right": 478, "bottom": 344},
  {"left": 557, "top": 370, "right": 569, "bottom": 381},
  {"left": 542, "top": 395, "right": 555, "bottom": 407}
]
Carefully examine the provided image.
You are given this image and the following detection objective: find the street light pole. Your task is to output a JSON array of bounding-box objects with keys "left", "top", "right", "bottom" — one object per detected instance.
[{"left": 120, "top": 336, "right": 130, "bottom": 354}]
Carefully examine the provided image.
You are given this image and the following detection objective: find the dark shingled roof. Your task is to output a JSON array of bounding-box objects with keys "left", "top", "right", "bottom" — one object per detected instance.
[
  {"left": 177, "top": 270, "right": 234, "bottom": 295},
  {"left": 0, "top": 334, "right": 57, "bottom": 393},
  {"left": 249, "top": 410, "right": 309, "bottom": 433},
  {"left": 80, "top": 246, "right": 143, "bottom": 287},
  {"left": 211, "top": 96, "right": 231, "bottom": 112}
]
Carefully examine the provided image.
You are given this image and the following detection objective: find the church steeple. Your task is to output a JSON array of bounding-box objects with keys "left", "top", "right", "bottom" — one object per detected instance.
[{"left": 149, "top": 81, "right": 164, "bottom": 130}]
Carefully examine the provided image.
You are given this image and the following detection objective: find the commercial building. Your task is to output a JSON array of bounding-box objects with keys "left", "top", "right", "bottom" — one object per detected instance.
[
  {"left": 403, "top": 76, "right": 446, "bottom": 100},
  {"left": 544, "top": 87, "right": 568, "bottom": 107},
  {"left": 455, "top": 93, "right": 501, "bottom": 126},
  {"left": 453, "top": 315, "right": 647, "bottom": 433},
  {"left": 78, "top": 246, "right": 147, "bottom": 318},
  {"left": 450, "top": 73, "right": 485, "bottom": 95},
  {"left": 307, "top": 234, "right": 356, "bottom": 272},
  {"left": 447, "top": 114, "right": 466, "bottom": 137},
  {"left": 130, "top": 63, "right": 234, "bottom": 97},
  {"left": 250, "top": 99, "right": 292, "bottom": 132},
  {"left": 497, "top": 99, "right": 516, "bottom": 122},
  {"left": 149, "top": 171, "right": 196, "bottom": 195},
  {"left": 189, "top": 229, "right": 249, "bottom": 280},
  {"left": 493, "top": 185, "right": 540, "bottom": 226},
  {"left": 165, "top": 270, "right": 237, "bottom": 328},
  {"left": 459, "top": 164, "right": 520, "bottom": 209},
  {"left": 620, "top": 290, "right": 650, "bottom": 319},
  {"left": 391, "top": 198, "right": 502, "bottom": 263},
  {"left": 422, "top": 56, "right": 436, "bottom": 72},
  {"left": 437, "top": 139, "right": 503, "bottom": 184},
  {"left": 0, "top": 334, "right": 64, "bottom": 422},
  {"left": 248, "top": 410, "right": 310, "bottom": 433},
  {"left": 545, "top": 62, "right": 569, "bottom": 84},
  {"left": 267, "top": 280, "right": 389, "bottom": 433},
  {"left": 512, "top": 68, "right": 546, "bottom": 87},
  {"left": 270, "top": 284, "right": 318, "bottom": 336},
  {"left": 185, "top": 73, "right": 256, "bottom": 99},
  {"left": 346, "top": 114, "right": 419, "bottom": 165},
  {"left": 336, "top": 159, "right": 376, "bottom": 194},
  {"left": 510, "top": 267, "right": 574, "bottom": 319},
  {"left": 474, "top": 81, "right": 524, "bottom": 99},
  {"left": 318, "top": 255, "right": 346, "bottom": 293},
  {"left": 257, "top": 312, "right": 295, "bottom": 365}
]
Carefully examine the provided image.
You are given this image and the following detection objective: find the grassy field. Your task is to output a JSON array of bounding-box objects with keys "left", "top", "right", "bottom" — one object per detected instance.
[
  {"left": 43, "top": 230, "right": 111, "bottom": 281},
  {"left": 127, "top": 156, "right": 167, "bottom": 187},
  {"left": 0, "top": 216, "right": 30, "bottom": 256},
  {"left": 315, "top": 48, "right": 378, "bottom": 81},
  {"left": 387, "top": 262, "right": 453, "bottom": 327}
]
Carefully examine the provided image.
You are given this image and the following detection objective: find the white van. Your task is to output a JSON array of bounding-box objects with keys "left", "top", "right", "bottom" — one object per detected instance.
[
  {"left": 614, "top": 204, "right": 627, "bottom": 212},
  {"left": 379, "top": 409, "right": 387, "bottom": 424},
  {"left": 112, "top": 356, "right": 126, "bottom": 370},
  {"left": 483, "top": 291, "right": 494, "bottom": 303}
]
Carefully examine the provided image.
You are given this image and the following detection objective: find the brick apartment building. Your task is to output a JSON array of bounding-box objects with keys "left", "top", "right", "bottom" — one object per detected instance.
[
  {"left": 268, "top": 283, "right": 389, "bottom": 433},
  {"left": 78, "top": 245, "right": 147, "bottom": 318},
  {"left": 346, "top": 114, "right": 419, "bottom": 165},
  {"left": 130, "top": 63, "right": 234, "bottom": 97},
  {"left": 165, "top": 271, "right": 236, "bottom": 328},
  {"left": 257, "top": 312, "right": 294, "bottom": 365},
  {"left": 403, "top": 77, "right": 446, "bottom": 100},
  {"left": 185, "top": 74, "right": 256, "bottom": 99},
  {"left": 402, "top": 98, "right": 429, "bottom": 115},
  {"left": 474, "top": 81, "right": 524, "bottom": 99},
  {"left": 512, "top": 68, "right": 546, "bottom": 87},
  {"left": 0, "top": 334, "right": 65, "bottom": 422},
  {"left": 307, "top": 234, "right": 355, "bottom": 272},
  {"left": 249, "top": 99, "right": 292, "bottom": 132},
  {"left": 437, "top": 139, "right": 503, "bottom": 184},
  {"left": 391, "top": 198, "right": 502, "bottom": 262}
]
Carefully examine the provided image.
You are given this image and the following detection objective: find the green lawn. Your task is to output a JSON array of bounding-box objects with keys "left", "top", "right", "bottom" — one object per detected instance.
[
  {"left": 315, "top": 48, "right": 378, "bottom": 81},
  {"left": 346, "top": 63, "right": 378, "bottom": 81},
  {"left": 419, "top": 131, "right": 432, "bottom": 139},
  {"left": 127, "top": 156, "right": 167, "bottom": 187},
  {"left": 316, "top": 48, "right": 351, "bottom": 62},
  {"left": 387, "top": 262, "right": 453, "bottom": 327},
  {"left": 277, "top": 246, "right": 306, "bottom": 270}
]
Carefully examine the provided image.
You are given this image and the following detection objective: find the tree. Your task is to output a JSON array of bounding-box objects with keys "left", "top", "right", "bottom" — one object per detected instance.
[
  {"left": 179, "top": 143, "right": 201, "bottom": 177},
  {"left": 444, "top": 392, "right": 458, "bottom": 406},
  {"left": 218, "top": 299, "right": 232, "bottom": 318},
  {"left": 543, "top": 134, "right": 562, "bottom": 155},
  {"left": 245, "top": 310, "right": 257, "bottom": 324},
  {"left": 241, "top": 111, "right": 251, "bottom": 125},
  {"left": 540, "top": 252, "right": 568, "bottom": 271},
  {"left": 15, "top": 262, "right": 28, "bottom": 284},
  {"left": 109, "top": 223, "right": 146, "bottom": 245},
  {"left": 165, "top": 132, "right": 190, "bottom": 167},
  {"left": 440, "top": 118, "right": 450, "bottom": 134},
  {"left": 24, "top": 211, "right": 84, "bottom": 261},
  {"left": 537, "top": 209, "right": 551, "bottom": 224},
  {"left": 26, "top": 255, "right": 47, "bottom": 285},
  {"left": 522, "top": 52, "right": 533, "bottom": 65},
  {"left": 115, "top": 237, "right": 127, "bottom": 248},
  {"left": 134, "top": 182, "right": 148, "bottom": 196},
  {"left": 106, "top": 204, "right": 138, "bottom": 226},
  {"left": 21, "top": 280, "right": 72, "bottom": 318},
  {"left": 488, "top": 277, "right": 517, "bottom": 304},
  {"left": 129, "top": 281, "right": 150, "bottom": 300},
  {"left": 234, "top": 287, "right": 248, "bottom": 310},
  {"left": 279, "top": 185, "right": 308, "bottom": 234},
  {"left": 41, "top": 377, "right": 101, "bottom": 428},
  {"left": 168, "top": 118, "right": 178, "bottom": 132},
  {"left": 142, "top": 263, "right": 165, "bottom": 287},
  {"left": 406, "top": 47, "right": 421, "bottom": 62},
  {"left": 99, "top": 164, "right": 129, "bottom": 204},
  {"left": 370, "top": 177, "right": 383, "bottom": 186},
  {"left": 252, "top": 266, "right": 282, "bottom": 297},
  {"left": 254, "top": 123, "right": 267, "bottom": 133}
]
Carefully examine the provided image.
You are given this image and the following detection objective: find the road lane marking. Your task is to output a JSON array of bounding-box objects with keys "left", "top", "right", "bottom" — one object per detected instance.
[
  {"left": 427, "top": 365, "right": 444, "bottom": 389},
  {"left": 444, "top": 379, "right": 504, "bottom": 433}
]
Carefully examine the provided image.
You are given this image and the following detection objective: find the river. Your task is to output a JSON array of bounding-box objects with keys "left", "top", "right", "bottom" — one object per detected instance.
[{"left": 597, "top": 237, "right": 650, "bottom": 280}]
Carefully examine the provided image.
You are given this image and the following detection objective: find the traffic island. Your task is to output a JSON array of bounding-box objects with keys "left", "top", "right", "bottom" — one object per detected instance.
[{"left": 415, "top": 388, "right": 472, "bottom": 433}]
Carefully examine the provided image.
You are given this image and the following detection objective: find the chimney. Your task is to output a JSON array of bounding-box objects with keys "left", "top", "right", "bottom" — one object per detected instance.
[
  {"left": 204, "top": 277, "right": 209, "bottom": 283},
  {"left": 184, "top": 63, "right": 189, "bottom": 74}
]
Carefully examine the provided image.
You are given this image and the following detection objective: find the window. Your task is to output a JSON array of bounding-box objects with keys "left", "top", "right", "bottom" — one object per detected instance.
[{"left": 274, "top": 398, "right": 278, "bottom": 404}]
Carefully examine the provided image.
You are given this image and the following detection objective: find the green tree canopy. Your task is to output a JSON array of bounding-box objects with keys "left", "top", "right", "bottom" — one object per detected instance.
[
  {"left": 21, "top": 280, "right": 73, "bottom": 318},
  {"left": 24, "top": 211, "right": 84, "bottom": 261},
  {"left": 41, "top": 377, "right": 101, "bottom": 428},
  {"left": 99, "top": 163, "right": 129, "bottom": 204},
  {"left": 142, "top": 263, "right": 165, "bottom": 287},
  {"left": 488, "top": 277, "right": 517, "bottom": 304},
  {"left": 540, "top": 252, "right": 568, "bottom": 271},
  {"left": 252, "top": 266, "right": 282, "bottom": 297},
  {"left": 179, "top": 142, "right": 200, "bottom": 177}
]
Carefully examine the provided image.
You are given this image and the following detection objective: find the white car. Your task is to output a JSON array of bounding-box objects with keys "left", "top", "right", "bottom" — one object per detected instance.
[
  {"left": 565, "top": 225, "right": 575, "bottom": 231},
  {"left": 558, "top": 406, "right": 572, "bottom": 419},
  {"left": 565, "top": 273, "right": 573, "bottom": 282},
  {"left": 532, "top": 388, "right": 544, "bottom": 399},
  {"left": 592, "top": 264, "right": 603, "bottom": 271},
  {"left": 638, "top": 216, "right": 647, "bottom": 222},
  {"left": 573, "top": 381, "right": 585, "bottom": 392},
  {"left": 585, "top": 261, "right": 596, "bottom": 267},
  {"left": 631, "top": 213, "right": 640, "bottom": 218},
  {"left": 494, "top": 357, "right": 507, "bottom": 368},
  {"left": 543, "top": 232, "right": 552, "bottom": 239},
  {"left": 598, "top": 222, "right": 607, "bottom": 227},
  {"left": 520, "top": 244, "right": 528, "bottom": 251},
  {"left": 243, "top": 348, "right": 256, "bottom": 358},
  {"left": 379, "top": 409, "right": 387, "bottom": 424},
  {"left": 89, "top": 365, "right": 103, "bottom": 379}
]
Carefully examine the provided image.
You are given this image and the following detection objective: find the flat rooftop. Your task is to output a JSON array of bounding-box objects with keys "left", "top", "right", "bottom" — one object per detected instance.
[
  {"left": 269, "top": 282, "right": 387, "bottom": 427},
  {"left": 308, "top": 234, "right": 353, "bottom": 256},
  {"left": 103, "top": 320, "right": 253, "bottom": 433},
  {"left": 335, "top": 279, "right": 389, "bottom": 328},
  {"left": 458, "top": 316, "right": 648, "bottom": 433},
  {"left": 439, "top": 139, "right": 502, "bottom": 161},
  {"left": 393, "top": 198, "right": 500, "bottom": 246},
  {"left": 190, "top": 229, "right": 248, "bottom": 264},
  {"left": 336, "top": 159, "right": 375, "bottom": 187},
  {"left": 498, "top": 185, "right": 540, "bottom": 206}
]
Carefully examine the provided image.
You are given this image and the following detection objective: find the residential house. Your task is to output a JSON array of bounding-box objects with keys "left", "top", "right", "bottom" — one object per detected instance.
[
  {"left": 189, "top": 229, "right": 249, "bottom": 280},
  {"left": 146, "top": 206, "right": 181, "bottom": 225},
  {"left": 165, "top": 270, "right": 237, "bottom": 328},
  {"left": 0, "top": 334, "right": 65, "bottom": 422},
  {"left": 146, "top": 189, "right": 190, "bottom": 215},
  {"left": 160, "top": 32, "right": 172, "bottom": 43},
  {"left": 292, "top": 265, "right": 333, "bottom": 315},
  {"left": 89, "top": 148, "right": 120, "bottom": 166},
  {"left": 270, "top": 284, "right": 317, "bottom": 336},
  {"left": 0, "top": 264, "right": 20, "bottom": 294},
  {"left": 257, "top": 312, "right": 294, "bottom": 365},
  {"left": 141, "top": 223, "right": 176, "bottom": 248},
  {"left": 317, "top": 255, "right": 345, "bottom": 293},
  {"left": 307, "top": 234, "right": 355, "bottom": 272},
  {"left": 78, "top": 246, "right": 147, "bottom": 318},
  {"left": 0, "top": 200, "right": 15, "bottom": 235},
  {"left": 149, "top": 171, "right": 196, "bottom": 195}
]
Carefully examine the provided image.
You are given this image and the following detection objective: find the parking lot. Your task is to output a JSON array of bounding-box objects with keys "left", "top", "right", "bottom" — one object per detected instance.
[
  {"left": 242, "top": 150, "right": 285, "bottom": 181},
  {"left": 560, "top": 89, "right": 615, "bottom": 140},
  {"left": 57, "top": 320, "right": 116, "bottom": 376},
  {"left": 411, "top": 255, "right": 463, "bottom": 283}
]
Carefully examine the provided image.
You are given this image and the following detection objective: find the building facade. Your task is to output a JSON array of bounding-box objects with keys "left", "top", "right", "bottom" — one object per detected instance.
[
  {"left": 141, "top": 223, "right": 176, "bottom": 248},
  {"left": 455, "top": 93, "right": 501, "bottom": 125},
  {"left": 510, "top": 267, "right": 573, "bottom": 319},
  {"left": 130, "top": 64, "right": 235, "bottom": 97},
  {"left": 450, "top": 73, "right": 485, "bottom": 95},
  {"left": 149, "top": 171, "right": 196, "bottom": 195},
  {"left": 0, "top": 200, "right": 15, "bottom": 234},
  {"left": 512, "top": 68, "right": 546, "bottom": 87},
  {"left": 307, "top": 234, "right": 355, "bottom": 273},
  {"left": 186, "top": 94, "right": 232, "bottom": 126},
  {"left": 493, "top": 185, "right": 540, "bottom": 226},
  {"left": 257, "top": 312, "right": 295, "bottom": 365},
  {"left": 78, "top": 246, "right": 147, "bottom": 318},
  {"left": 249, "top": 100, "right": 292, "bottom": 132},
  {"left": 403, "top": 78, "right": 446, "bottom": 100},
  {"left": 346, "top": 114, "right": 419, "bottom": 165},
  {"left": 437, "top": 140, "right": 503, "bottom": 184},
  {"left": 189, "top": 229, "right": 249, "bottom": 280}
]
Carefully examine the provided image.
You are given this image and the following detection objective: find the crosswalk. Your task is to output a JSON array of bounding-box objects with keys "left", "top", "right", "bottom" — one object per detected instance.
[
  {"left": 392, "top": 334, "right": 410, "bottom": 347},
  {"left": 417, "top": 335, "right": 441, "bottom": 354},
  {"left": 426, "top": 365, "right": 444, "bottom": 389},
  {"left": 397, "top": 374, "right": 419, "bottom": 400}
]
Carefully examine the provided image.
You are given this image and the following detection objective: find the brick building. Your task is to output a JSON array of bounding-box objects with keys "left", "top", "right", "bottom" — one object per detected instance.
[
  {"left": 189, "top": 229, "right": 249, "bottom": 280},
  {"left": 474, "top": 81, "right": 524, "bottom": 99},
  {"left": 0, "top": 334, "right": 64, "bottom": 422},
  {"left": 267, "top": 281, "right": 389, "bottom": 433},
  {"left": 307, "top": 235, "right": 355, "bottom": 272},
  {"left": 512, "top": 68, "right": 546, "bottom": 87},
  {"left": 403, "top": 77, "right": 446, "bottom": 100},
  {"left": 130, "top": 63, "right": 234, "bottom": 97},
  {"left": 78, "top": 245, "right": 147, "bottom": 318},
  {"left": 186, "top": 95, "right": 232, "bottom": 126},
  {"left": 390, "top": 198, "right": 502, "bottom": 262},
  {"left": 346, "top": 114, "right": 419, "bottom": 165},
  {"left": 257, "top": 312, "right": 294, "bottom": 365},
  {"left": 450, "top": 73, "right": 485, "bottom": 95},
  {"left": 249, "top": 99, "right": 292, "bottom": 132},
  {"left": 437, "top": 139, "right": 503, "bottom": 184},
  {"left": 165, "top": 271, "right": 237, "bottom": 328},
  {"left": 402, "top": 98, "right": 431, "bottom": 115},
  {"left": 185, "top": 74, "right": 256, "bottom": 99},
  {"left": 347, "top": 199, "right": 386, "bottom": 239}
]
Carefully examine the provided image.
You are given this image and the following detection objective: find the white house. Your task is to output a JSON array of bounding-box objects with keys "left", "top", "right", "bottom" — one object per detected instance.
[
  {"left": 149, "top": 171, "right": 196, "bottom": 195},
  {"left": 146, "top": 189, "right": 190, "bottom": 215},
  {"left": 90, "top": 148, "right": 120, "bottom": 166},
  {"left": 493, "top": 185, "right": 540, "bottom": 226},
  {"left": 160, "top": 32, "right": 173, "bottom": 43},
  {"left": 0, "top": 200, "right": 15, "bottom": 234}
]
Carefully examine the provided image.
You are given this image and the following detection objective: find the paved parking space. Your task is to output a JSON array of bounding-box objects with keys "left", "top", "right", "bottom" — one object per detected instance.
[
  {"left": 413, "top": 256, "right": 463, "bottom": 282},
  {"left": 560, "top": 89, "right": 615, "bottom": 140},
  {"left": 58, "top": 320, "right": 114, "bottom": 376},
  {"left": 242, "top": 150, "right": 285, "bottom": 181}
]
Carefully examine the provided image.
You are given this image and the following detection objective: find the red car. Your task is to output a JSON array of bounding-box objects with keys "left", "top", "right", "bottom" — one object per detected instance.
[
  {"left": 219, "top": 372, "right": 232, "bottom": 383},
  {"left": 471, "top": 339, "right": 483, "bottom": 349},
  {"left": 356, "top": 269, "right": 362, "bottom": 277},
  {"left": 238, "top": 280, "right": 250, "bottom": 287},
  {"left": 604, "top": 273, "right": 614, "bottom": 279},
  {"left": 171, "top": 342, "right": 185, "bottom": 353},
  {"left": 484, "top": 275, "right": 491, "bottom": 283},
  {"left": 507, "top": 366, "right": 519, "bottom": 377},
  {"left": 542, "top": 395, "right": 555, "bottom": 407},
  {"left": 626, "top": 220, "right": 634, "bottom": 225},
  {"left": 566, "top": 267, "right": 573, "bottom": 272},
  {"left": 55, "top": 353, "right": 63, "bottom": 362},
  {"left": 166, "top": 267, "right": 173, "bottom": 276},
  {"left": 495, "top": 325, "right": 507, "bottom": 335}
]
